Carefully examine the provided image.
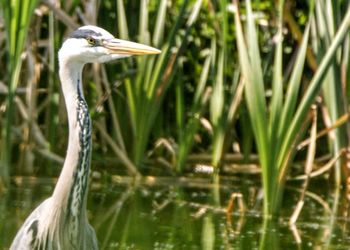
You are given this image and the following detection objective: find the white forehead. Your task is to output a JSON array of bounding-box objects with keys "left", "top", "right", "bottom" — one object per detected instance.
[{"left": 74, "top": 25, "right": 115, "bottom": 39}]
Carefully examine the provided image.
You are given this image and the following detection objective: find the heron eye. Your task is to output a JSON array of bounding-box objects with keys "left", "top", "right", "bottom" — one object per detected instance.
[{"left": 86, "top": 37, "right": 96, "bottom": 45}]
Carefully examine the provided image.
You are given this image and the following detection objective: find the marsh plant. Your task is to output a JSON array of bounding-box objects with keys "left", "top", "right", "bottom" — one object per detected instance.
[{"left": 0, "top": 0, "right": 350, "bottom": 218}]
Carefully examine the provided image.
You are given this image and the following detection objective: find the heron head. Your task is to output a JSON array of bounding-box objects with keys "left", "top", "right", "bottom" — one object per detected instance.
[{"left": 59, "top": 25, "right": 160, "bottom": 64}]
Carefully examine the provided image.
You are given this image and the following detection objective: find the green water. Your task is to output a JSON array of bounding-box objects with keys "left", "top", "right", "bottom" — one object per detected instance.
[{"left": 1, "top": 177, "right": 350, "bottom": 249}]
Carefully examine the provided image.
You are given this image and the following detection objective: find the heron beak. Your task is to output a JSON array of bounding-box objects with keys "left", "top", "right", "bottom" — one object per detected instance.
[{"left": 103, "top": 38, "right": 161, "bottom": 55}]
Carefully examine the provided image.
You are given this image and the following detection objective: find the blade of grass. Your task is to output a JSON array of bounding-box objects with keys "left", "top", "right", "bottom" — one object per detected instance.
[
  {"left": 277, "top": 24, "right": 310, "bottom": 142},
  {"left": 152, "top": 0, "right": 167, "bottom": 47},
  {"left": 0, "top": 0, "right": 39, "bottom": 185},
  {"left": 116, "top": 0, "right": 129, "bottom": 40},
  {"left": 269, "top": 0, "right": 284, "bottom": 162},
  {"left": 314, "top": 0, "right": 347, "bottom": 185},
  {"left": 176, "top": 48, "right": 212, "bottom": 171},
  {"left": 278, "top": 5, "right": 350, "bottom": 171},
  {"left": 131, "top": 1, "right": 189, "bottom": 164},
  {"left": 210, "top": 49, "right": 225, "bottom": 168},
  {"left": 233, "top": 0, "right": 270, "bottom": 214},
  {"left": 131, "top": 0, "right": 207, "bottom": 165}
]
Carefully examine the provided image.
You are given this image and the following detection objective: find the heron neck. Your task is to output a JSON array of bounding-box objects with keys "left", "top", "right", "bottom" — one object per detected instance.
[{"left": 53, "top": 60, "right": 92, "bottom": 220}]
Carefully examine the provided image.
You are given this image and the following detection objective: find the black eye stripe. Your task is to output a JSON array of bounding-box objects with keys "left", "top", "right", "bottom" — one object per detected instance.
[{"left": 69, "top": 29, "right": 102, "bottom": 39}]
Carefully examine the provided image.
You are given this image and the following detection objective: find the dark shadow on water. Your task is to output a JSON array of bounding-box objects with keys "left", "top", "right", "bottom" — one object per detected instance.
[{"left": 2, "top": 176, "right": 350, "bottom": 249}]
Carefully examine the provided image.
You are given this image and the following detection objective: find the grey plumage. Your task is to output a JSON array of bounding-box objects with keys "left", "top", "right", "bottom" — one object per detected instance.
[{"left": 10, "top": 25, "right": 160, "bottom": 250}]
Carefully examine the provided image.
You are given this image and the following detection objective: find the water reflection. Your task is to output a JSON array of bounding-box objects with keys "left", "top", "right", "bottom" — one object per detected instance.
[{"left": 2, "top": 177, "right": 350, "bottom": 249}]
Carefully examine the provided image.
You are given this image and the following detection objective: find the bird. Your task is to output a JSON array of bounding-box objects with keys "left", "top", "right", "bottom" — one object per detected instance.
[{"left": 10, "top": 25, "right": 160, "bottom": 249}]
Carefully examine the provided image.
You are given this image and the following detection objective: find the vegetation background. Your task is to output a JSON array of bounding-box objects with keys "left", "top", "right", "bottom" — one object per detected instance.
[{"left": 0, "top": 0, "right": 350, "bottom": 218}]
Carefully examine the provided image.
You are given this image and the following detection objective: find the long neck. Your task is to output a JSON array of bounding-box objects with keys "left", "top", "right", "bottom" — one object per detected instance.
[{"left": 52, "top": 60, "right": 92, "bottom": 221}]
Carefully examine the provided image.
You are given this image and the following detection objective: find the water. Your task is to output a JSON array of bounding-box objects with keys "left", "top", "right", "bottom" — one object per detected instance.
[{"left": 1, "top": 176, "right": 350, "bottom": 249}]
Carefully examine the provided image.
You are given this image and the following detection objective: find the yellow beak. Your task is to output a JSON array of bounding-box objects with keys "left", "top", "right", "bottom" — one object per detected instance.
[{"left": 103, "top": 38, "right": 161, "bottom": 55}]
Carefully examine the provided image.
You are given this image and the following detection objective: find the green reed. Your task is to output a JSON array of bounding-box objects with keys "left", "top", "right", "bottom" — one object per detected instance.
[
  {"left": 0, "top": 0, "right": 39, "bottom": 185},
  {"left": 114, "top": 0, "right": 204, "bottom": 166},
  {"left": 1, "top": 1, "right": 349, "bottom": 213},
  {"left": 233, "top": 0, "right": 350, "bottom": 216},
  {"left": 312, "top": 0, "right": 350, "bottom": 185}
]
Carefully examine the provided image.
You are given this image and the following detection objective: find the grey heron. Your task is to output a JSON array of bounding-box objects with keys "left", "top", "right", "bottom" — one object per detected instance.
[{"left": 10, "top": 25, "right": 160, "bottom": 249}]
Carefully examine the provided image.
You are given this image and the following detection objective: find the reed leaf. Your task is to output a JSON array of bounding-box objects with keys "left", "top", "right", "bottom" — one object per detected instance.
[
  {"left": 234, "top": 0, "right": 350, "bottom": 216},
  {"left": 278, "top": 4, "right": 350, "bottom": 172},
  {"left": 233, "top": 0, "right": 270, "bottom": 213},
  {"left": 269, "top": 0, "right": 284, "bottom": 158},
  {"left": 210, "top": 48, "right": 225, "bottom": 168},
  {"left": 116, "top": 0, "right": 129, "bottom": 40},
  {"left": 176, "top": 53, "right": 212, "bottom": 171},
  {"left": 311, "top": 0, "right": 349, "bottom": 185},
  {"left": 277, "top": 24, "right": 310, "bottom": 142},
  {"left": 115, "top": 0, "right": 207, "bottom": 165},
  {"left": 152, "top": 0, "right": 167, "bottom": 47},
  {"left": 0, "top": 0, "right": 39, "bottom": 184}
]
